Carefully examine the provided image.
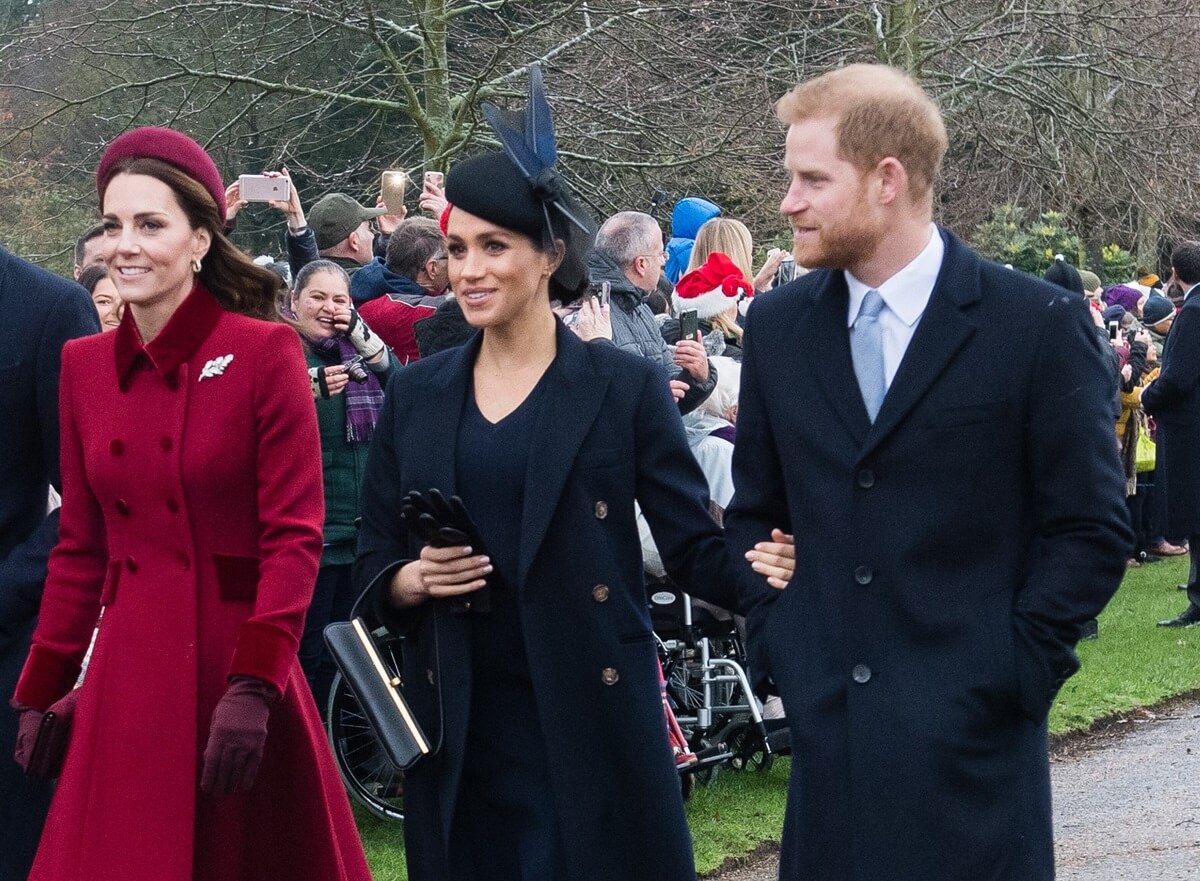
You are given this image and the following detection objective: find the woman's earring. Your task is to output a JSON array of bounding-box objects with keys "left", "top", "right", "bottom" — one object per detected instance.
[{"left": 192, "top": 258, "right": 202, "bottom": 273}]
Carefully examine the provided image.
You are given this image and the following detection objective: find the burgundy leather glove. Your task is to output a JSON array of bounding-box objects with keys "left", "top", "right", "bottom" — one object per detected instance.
[
  {"left": 200, "top": 677, "right": 278, "bottom": 797},
  {"left": 12, "top": 689, "right": 79, "bottom": 774}
]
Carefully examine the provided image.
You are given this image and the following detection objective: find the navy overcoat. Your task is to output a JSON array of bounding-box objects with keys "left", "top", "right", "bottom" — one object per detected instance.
[
  {"left": 0, "top": 246, "right": 98, "bottom": 881},
  {"left": 725, "top": 231, "right": 1131, "bottom": 881},
  {"left": 1141, "top": 289, "right": 1200, "bottom": 535},
  {"left": 355, "top": 322, "right": 734, "bottom": 881}
]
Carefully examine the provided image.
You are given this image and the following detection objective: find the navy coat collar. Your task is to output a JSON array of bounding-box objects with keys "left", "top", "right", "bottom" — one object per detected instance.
[
  {"left": 414, "top": 319, "right": 611, "bottom": 586},
  {"left": 798, "top": 228, "right": 982, "bottom": 460}
]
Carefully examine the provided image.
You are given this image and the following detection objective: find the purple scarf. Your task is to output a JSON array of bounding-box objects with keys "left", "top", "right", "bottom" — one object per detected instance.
[{"left": 309, "top": 335, "right": 385, "bottom": 445}]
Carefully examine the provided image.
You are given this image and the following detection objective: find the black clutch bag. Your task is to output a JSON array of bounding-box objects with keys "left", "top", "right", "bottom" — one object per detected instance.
[
  {"left": 26, "top": 710, "right": 71, "bottom": 783},
  {"left": 324, "top": 616, "right": 431, "bottom": 771}
]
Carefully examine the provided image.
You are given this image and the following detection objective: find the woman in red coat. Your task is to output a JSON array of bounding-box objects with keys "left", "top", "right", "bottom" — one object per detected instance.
[{"left": 10, "top": 127, "right": 372, "bottom": 881}]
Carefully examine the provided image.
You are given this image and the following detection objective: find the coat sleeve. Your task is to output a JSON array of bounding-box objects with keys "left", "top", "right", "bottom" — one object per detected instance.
[
  {"left": 285, "top": 228, "right": 320, "bottom": 285},
  {"left": 631, "top": 361, "right": 736, "bottom": 612},
  {"left": 15, "top": 340, "right": 109, "bottom": 710},
  {"left": 1015, "top": 294, "right": 1133, "bottom": 721},
  {"left": 722, "top": 302, "right": 792, "bottom": 696},
  {"left": 1142, "top": 303, "right": 1200, "bottom": 416},
  {"left": 353, "top": 375, "right": 419, "bottom": 633},
  {"left": 226, "top": 324, "right": 325, "bottom": 694},
  {"left": 0, "top": 287, "right": 98, "bottom": 654}
]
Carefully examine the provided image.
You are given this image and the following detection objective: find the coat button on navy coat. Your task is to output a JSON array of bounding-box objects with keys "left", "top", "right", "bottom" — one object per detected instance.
[
  {"left": 857, "top": 468, "right": 875, "bottom": 488},
  {"left": 592, "top": 584, "right": 610, "bottom": 602},
  {"left": 852, "top": 664, "right": 871, "bottom": 684},
  {"left": 594, "top": 500, "right": 608, "bottom": 519},
  {"left": 854, "top": 565, "right": 873, "bottom": 585},
  {"left": 601, "top": 667, "right": 619, "bottom": 685}
]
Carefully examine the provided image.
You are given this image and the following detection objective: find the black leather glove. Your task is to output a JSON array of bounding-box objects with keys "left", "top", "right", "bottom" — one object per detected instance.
[
  {"left": 400, "top": 489, "right": 491, "bottom": 613},
  {"left": 200, "top": 677, "right": 278, "bottom": 797}
]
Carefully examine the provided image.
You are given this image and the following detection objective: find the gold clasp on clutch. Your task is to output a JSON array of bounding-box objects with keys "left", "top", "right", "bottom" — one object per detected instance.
[{"left": 390, "top": 677, "right": 401, "bottom": 688}]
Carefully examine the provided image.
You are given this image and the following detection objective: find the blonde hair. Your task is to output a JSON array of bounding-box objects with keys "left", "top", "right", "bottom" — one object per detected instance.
[
  {"left": 776, "top": 64, "right": 948, "bottom": 198},
  {"left": 688, "top": 217, "right": 754, "bottom": 281}
]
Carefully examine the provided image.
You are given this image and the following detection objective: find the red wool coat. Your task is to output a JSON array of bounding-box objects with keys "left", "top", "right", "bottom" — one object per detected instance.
[{"left": 14, "top": 286, "right": 371, "bottom": 881}]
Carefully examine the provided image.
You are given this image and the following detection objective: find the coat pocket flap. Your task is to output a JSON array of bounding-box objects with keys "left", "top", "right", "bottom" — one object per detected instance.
[
  {"left": 212, "top": 553, "right": 262, "bottom": 602},
  {"left": 99, "top": 559, "right": 123, "bottom": 607}
]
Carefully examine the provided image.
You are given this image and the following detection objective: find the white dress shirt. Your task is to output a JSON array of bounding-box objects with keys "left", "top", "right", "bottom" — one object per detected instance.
[{"left": 845, "top": 224, "right": 945, "bottom": 389}]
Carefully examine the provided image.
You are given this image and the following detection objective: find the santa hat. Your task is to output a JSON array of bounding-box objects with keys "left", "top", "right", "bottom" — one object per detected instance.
[{"left": 673, "top": 252, "right": 752, "bottom": 319}]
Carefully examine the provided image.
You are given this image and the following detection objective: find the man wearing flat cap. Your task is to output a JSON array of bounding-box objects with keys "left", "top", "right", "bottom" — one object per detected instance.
[{"left": 308, "top": 193, "right": 387, "bottom": 276}]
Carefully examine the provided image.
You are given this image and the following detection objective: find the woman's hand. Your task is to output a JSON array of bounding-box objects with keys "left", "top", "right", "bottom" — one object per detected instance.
[
  {"left": 753, "top": 250, "right": 788, "bottom": 291},
  {"left": 375, "top": 195, "right": 407, "bottom": 235},
  {"left": 674, "top": 335, "right": 710, "bottom": 382},
  {"left": 391, "top": 546, "right": 492, "bottom": 608},
  {"left": 265, "top": 167, "right": 306, "bottom": 232},
  {"left": 310, "top": 364, "right": 350, "bottom": 398},
  {"left": 572, "top": 296, "right": 612, "bottom": 341},
  {"left": 746, "top": 528, "right": 795, "bottom": 589},
  {"left": 419, "top": 180, "right": 448, "bottom": 217},
  {"left": 224, "top": 181, "right": 249, "bottom": 223}
]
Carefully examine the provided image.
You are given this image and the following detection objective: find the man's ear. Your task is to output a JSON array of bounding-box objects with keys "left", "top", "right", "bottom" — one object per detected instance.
[{"left": 875, "top": 157, "right": 909, "bottom": 206}]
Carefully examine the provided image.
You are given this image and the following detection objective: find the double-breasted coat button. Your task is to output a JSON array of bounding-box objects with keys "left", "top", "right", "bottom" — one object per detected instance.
[
  {"left": 115, "top": 498, "right": 130, "bottom": 516},
  {"left": 165, "top": 498, "right": 180, "bottom": 513},
  {"left": 594, "top": 500, "right": 608, "bottom": 519},
  {"left": 857, "top": 469, "right": 875, "bottom": 488},
  {"left": 852, "top": 664, "right": 872, "bottom": 684},
  {"left": 178, "top": 555, "right": 191, "bottom": 571},
  {"left": 426, "top": 668, "right": 435, "bottom": 685},
  {"left": 160, "top": 437, "right": 173, "bottom": 452},
  {"left": 125, "top": 556, "right": 138, "bottom": 573},
  {"left": 601, "top": 667, "right": 619, "bottom": 685},
  {"left": 109, "top": 439, "right": 124, "bottom": 455},
  {"left": 592, "top": 584, "right": 610, "bottom": 602},
  {"left": 853, "top": 565, "right": 873, "bottom": 585}
]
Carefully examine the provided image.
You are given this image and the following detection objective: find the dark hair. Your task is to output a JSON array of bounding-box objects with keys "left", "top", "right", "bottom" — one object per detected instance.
[
  {"left": 1171, "top": 241, "right": 1200, "bottom": 287},
  {"left": 293, "top": 259, "right": 351, "bottom": 297},
  {"left": 101, "top": 157, "right": 280, "bottom": 321},
  {"left": 385, "top": 217, "right": 444, "bottom": 281},
  {"left": 645, "top": 289, "right": 671, "bottom": 316},
  {"left": 74, "top": 224, "right": 105, "bottom": 268},
  {"left": 77, "top": 263, "right": 110, "bottom": 295}
]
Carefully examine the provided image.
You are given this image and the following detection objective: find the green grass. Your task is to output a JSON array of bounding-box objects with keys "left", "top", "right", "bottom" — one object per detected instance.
[
  {"left": 355, "top": 557, "right": 1200, "bottom": 877},
  {"left": 1050, "top": 555, "right": 1200, "bottom": 734}
]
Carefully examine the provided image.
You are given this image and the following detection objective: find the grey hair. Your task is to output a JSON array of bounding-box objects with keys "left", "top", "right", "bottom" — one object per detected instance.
[{"left": 595, "top": 211, "right": 661, "bottom": 269}]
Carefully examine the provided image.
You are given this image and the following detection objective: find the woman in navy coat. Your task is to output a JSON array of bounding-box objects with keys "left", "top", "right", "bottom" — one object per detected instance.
[{"left": 354, "top": 71, "right": 770, "bottom": 881}]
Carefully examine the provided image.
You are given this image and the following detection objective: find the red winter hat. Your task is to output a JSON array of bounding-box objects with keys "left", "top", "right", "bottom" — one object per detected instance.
[
  {"left": 97, "top": 126, "right": 228, "bottom": 222},
  {"left": 673, "top": 252, "right": 752, "bottom": 319}
]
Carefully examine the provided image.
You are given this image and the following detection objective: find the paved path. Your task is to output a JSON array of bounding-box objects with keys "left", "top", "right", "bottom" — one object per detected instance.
[{"left": 708, "top": 700, "right": 1200, "bottom": 880}]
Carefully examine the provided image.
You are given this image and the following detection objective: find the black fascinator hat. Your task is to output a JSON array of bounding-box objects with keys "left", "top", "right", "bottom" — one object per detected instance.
[{"left": 443, "top": 64, "right": 595, "bottom": 300}]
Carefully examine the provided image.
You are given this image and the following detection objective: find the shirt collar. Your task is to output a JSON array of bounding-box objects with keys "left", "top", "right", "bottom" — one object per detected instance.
[
  {"left": 114, "top": 282, "right": 224, "bottom": 391},
  {"left": 845, "top": 224, "right": 944, "bottom": 327}
]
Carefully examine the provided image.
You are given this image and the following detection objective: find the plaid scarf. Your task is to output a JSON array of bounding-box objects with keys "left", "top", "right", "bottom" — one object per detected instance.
[{"left": 309, "top": 334, "right": 386, "bottom": 445}]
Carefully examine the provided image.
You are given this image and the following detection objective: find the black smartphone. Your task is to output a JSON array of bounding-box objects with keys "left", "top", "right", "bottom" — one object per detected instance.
[
  {"left": 1108, "top": 321, "right": 1119, "bottom": 341},
  {"left": 680, "top": 309, "right": 699, "bottom": 341}
]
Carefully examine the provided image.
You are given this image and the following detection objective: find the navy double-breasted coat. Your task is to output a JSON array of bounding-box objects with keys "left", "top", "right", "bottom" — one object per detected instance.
[
  {"left": 355, "top": 322, "right": 735, "bottom": 881},
  {"left": 725, "top": 231, "right": 1131, "bottom": 881},
  {"left": 1141, "top": 289, "right": 1200, "bottom": 535}
]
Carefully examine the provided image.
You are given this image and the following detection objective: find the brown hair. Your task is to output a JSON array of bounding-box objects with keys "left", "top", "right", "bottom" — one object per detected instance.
[
  {"left": 776, "top": 64, "right": 948, "bottom": 199},
  {"left": 100, "top": 157, "right": 280, "bottom": 321}
]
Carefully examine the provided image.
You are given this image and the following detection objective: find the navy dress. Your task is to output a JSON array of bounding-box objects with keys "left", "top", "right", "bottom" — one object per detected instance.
[{"left": 448, "top": 376, "right": 566, "bottom": 880}]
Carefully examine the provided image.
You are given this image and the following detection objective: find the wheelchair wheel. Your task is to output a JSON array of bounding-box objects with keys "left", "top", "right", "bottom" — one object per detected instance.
[
  {"left": 327, "top": 670, "right": 406, "bottom": 822},
  {"left": 720, "top": 720, "right": 774, "bottom": 773}
]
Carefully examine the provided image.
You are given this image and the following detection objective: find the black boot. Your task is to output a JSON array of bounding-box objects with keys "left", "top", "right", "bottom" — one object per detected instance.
[{"left": 1157, "top": 603, "right": 1200, "bottom": 627}]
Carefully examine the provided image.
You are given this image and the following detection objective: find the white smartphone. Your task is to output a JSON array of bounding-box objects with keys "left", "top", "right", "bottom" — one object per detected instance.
[{"left": 239, "top": 174, "right": 290, "bottom": 202}]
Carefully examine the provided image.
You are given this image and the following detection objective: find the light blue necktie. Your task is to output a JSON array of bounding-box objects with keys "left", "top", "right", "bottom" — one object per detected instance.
[{"left": 851, "top": 289, "right": 887, "bottom": 422}]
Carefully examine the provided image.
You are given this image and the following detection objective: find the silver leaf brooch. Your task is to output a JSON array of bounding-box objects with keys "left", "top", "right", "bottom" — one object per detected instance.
[{"left": 199, "top": 354, "right": 234, "bottom": 381}]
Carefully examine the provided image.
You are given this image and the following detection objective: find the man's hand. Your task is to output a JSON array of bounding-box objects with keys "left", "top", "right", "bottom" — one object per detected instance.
[
  {"left": 674, "top": 335, "right": 710, "bottom": 382},
  {"left": 669, "top": 379, "right": 688, "bottom": 402}
]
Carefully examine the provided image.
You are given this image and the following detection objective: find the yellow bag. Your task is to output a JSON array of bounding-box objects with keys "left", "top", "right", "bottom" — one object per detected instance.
[{"left": 1136, "top": 413, "right": 1156, "bottom": 472}]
